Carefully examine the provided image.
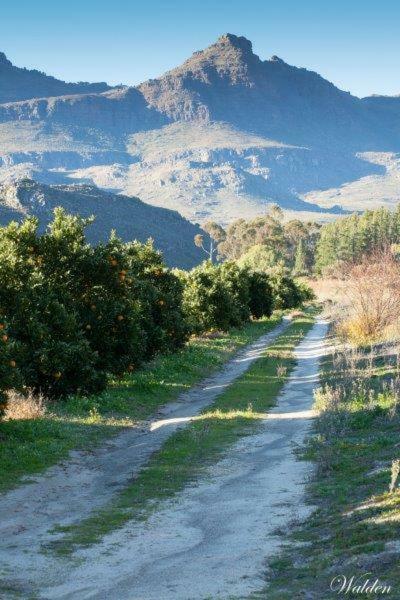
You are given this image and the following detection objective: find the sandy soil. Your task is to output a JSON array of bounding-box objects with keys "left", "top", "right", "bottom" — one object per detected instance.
[
  {"left": 21, "top": 318, "right": 328, "bottom": 600},
  {"left": 0, "top": 318, "right": 291, "bottom": 598}
]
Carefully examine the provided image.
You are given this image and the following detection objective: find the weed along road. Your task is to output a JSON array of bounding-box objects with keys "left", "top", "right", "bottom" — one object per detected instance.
[
  {"left": 1, "top": 316, "right": 297, "bottom": 598},
  {"left": 2, "top": 316, "right": 328, "bottom": 600}
]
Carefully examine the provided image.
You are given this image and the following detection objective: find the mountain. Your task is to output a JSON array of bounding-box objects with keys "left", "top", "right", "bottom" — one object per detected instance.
[
  {"left": 0, "top": 34, "right": 399, "bottom": 223},
  {"left": 0, "top": 51, "right": 112, "bottom": 104},
  {"left": 0, "top": 179, "right": 206, "bottom": 269}
]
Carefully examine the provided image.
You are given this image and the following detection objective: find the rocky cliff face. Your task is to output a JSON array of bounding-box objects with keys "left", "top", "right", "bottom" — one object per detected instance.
[
  {"left": 138, "top": 34, "right": 383, "bottom": 150},
  {"left": 0, "top": 34, "right": 399, "bottom": 224}
]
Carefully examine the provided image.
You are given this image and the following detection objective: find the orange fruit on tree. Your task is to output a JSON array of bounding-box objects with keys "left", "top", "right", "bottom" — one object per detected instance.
[
  {"left": 54, "top": 372, "right": 62, "bottom": 379},
  {"left": 2, "top": 334, "right": 8, "bottom": 342},
  {"left": 9, "top": 360, "right": 16, "bottom": 368},
  {"left": 117, "top": 315, "right": 124, "bottom": 321},
  {"left": 86, "top": 324, "right": 92, "bottom": 330}
]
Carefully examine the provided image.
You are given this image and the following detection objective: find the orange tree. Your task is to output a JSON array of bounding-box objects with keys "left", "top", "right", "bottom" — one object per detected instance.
[
  {"left": 124, "top": 241, "right": 188, "bottom": 358},
  {"left": 247, "top": 271, "right": 273, "bottom": 319},
  {"left": 269, "top": 271, "right": 306, "bottom": 309},
  {"left": 38, "top": 212, "right": 143, "bottom": 379},
  {"left": 181, "top": 261, "right": 250, "bottom": 333},
  {"left": 218, "top": 261, "right": 251, "bottom": 326},
  {"left": 0, "top": 216, "right": 102, "bottom": 397},
  {"left": 0, "top": 210, "right": 187, "bottom": 398}
]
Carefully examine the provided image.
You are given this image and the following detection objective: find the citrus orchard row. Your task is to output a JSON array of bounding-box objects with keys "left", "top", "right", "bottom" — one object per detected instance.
[{"left": 0, "top": 209, "right": 311, "bottom": 412}]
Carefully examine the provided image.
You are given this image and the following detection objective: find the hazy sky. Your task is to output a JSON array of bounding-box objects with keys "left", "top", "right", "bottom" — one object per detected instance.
[{"left": 1, "top": 0, "right": 399, "bottom": 97}]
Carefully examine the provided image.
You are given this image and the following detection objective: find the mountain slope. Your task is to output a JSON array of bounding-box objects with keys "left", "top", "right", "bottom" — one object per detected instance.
[
  {"left": 0, "top": 179, "right": 206, "bottom": 269},
  {"left": 0, "top": 34, "right": 399, "bottom": 224},
  {"left": 139, "top": 34, "right": 385, "bottom": 150},
  {"left": 0, "top": 51, "right": 112, "bottom": 104}
]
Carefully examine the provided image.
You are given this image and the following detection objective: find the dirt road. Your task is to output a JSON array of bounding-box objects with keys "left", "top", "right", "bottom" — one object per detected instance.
[
  {"left": 1, "top": 318, "right": 294, "bottom": 599},
  {"left": 30, "top": 318, "right": 328, "bottom": 599}
]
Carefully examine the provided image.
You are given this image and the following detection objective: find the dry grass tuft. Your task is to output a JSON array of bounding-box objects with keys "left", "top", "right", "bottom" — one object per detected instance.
[
  {"left": 288, "top": 310, "right": 306, "bottom": 320},
  {"left": 4, "top": 390, "right": 47, "bottom": 421}
]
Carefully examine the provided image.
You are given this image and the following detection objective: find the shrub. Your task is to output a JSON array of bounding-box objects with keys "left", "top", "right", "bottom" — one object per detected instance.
[
  {"left": 182, "top": 262, "right": 237, "bottom": 333},
  {"left": 182, "top": 262, "right": 261, "bottom": 333},
  {"left": 0, "top": 216, "right": 105, "bottom": 397},
  {"left": 295, "top": 280, "right": 315, "bottom": 303},
  {"left": 218, "top": 262, "right": 251, "bottom": 327},
  {"left": 269, "top": 273, "right": 301, "bottom": 309},
  {"left": 269, "top": 272, "right": 311, "bottom": 310},
  {"left": 0, "top": 210, "right": 188, "bottom": 400},
  {"left": 124, "top": 241, "right": 188, "bottom": 358},
  {"left": 335, "top": 251, "right": 400, "bottom": 345},
  {"left": 3, "top": 390, "right": 46, "bottom": 421},
  {"left": 247, "top": 271, "right": 273, "bottom": 319}
]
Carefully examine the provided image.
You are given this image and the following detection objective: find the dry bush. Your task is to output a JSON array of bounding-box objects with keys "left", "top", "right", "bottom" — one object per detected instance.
[
  {"left": 288, "top": 310, "right": 306, "bottom": 319},
  {"left": 4, "top": 390, "right": 47, "bottom": 421},
  {"left": 276, "top": 364, "right": 287, "bottom": 378},
  {"left": 336, "top": 251, "right": 400, "bottom": 345},
  {"left": 308, "top": 277, "right": 346, "bottom": 306}
]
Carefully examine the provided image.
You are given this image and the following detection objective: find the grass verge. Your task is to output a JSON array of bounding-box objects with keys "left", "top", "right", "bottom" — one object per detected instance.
[
  {"left": 259, "top": 337, "right": 400, "bottom": 599},
  {"left": 0, "top": 314, "right": 282, "bottom": 493},
  {"left": 49, "top": 314, "right": 314, "bottom": 555}
]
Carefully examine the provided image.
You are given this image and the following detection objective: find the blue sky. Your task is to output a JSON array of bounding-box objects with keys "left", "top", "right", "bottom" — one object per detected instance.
[{"left": 1, "top": 0, "right": 399, "bottom": 97}]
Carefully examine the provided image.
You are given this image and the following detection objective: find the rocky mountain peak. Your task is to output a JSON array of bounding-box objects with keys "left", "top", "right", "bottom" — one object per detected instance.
[
  {"left": 0, "top": 52, "right": 12, "bottom": 67},
  {"left": 269, "top": 55, "right": 286, "bottom": 64},
  {"left": 213, "top": 33, "right": 254, "bottom": 53}
]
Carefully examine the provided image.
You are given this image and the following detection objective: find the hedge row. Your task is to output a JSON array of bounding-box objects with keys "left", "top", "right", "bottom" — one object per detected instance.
[{"left": 0, "top": 210, "right": 310, "bottom": 409}]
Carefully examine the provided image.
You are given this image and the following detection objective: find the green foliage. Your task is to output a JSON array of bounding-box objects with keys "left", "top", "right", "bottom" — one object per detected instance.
[
  {"left": 0, "top": 214, "right": 103, "bottom": 398},
  {"left": 217, "top": 209, "right": 320, "bottom": 274},
  {"left": 182, "top": 262, "right": 237, "bottom": 332},
  {"left": 0, "top": 210, "right": 187, "bottom": 400},
  {"left": 123, "top": 241, "right": 188, "bottom": 358},
  {"left": 0, "top": 208, "right": 308, "bottom": 405},
  {"left": 182, "top": 261, "right": 282, "bottom": 332},
  {"left": 315, "top": 206, "right": 400, "bottom": 273},
  {"left": 292, "top": 239, "right": 308, "bottom": 276},
  {"left": 269, "top": 271, "right": 312, "bottom": 309},
  {"left": 0, "top": 319, "right": 21, "bottom": 415},
  {"left": 247, "top": 271, "right": 273, "bottom": 319},
  {"left": 237, "top": 244, "right": 279, "bottom": 272},
  {"left": 218, "top": 262, "right": 251, "bottom": 326}
]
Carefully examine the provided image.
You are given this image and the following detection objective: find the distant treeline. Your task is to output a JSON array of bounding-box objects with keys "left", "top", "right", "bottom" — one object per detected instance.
[
  {"left": 315, "top": 207, "right": 400, "bottom": 272},
  {"left": 207, "top": 205, "right": 400, "bottom": 276}
]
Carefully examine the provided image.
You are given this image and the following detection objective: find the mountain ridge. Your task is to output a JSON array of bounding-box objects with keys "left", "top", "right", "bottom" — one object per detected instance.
[
  {"left": 0, "top": 51, "right": 113, "bottom": 105},
  {"left": 0, "top": 33, "right": 399, "bottom": 224}
]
